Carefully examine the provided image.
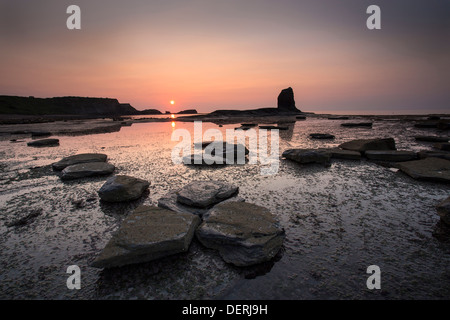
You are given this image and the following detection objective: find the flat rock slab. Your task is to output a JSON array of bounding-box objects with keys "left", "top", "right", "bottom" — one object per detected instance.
[
  {"left": 98, "top": 175, "right": 150, "bottom": 202},
  {"left": 341, "top": 122, "right": 373, "bottom": 127},
  {"left": 196, "top": 202, "right": 285, "bottom": 266},
  {"left": 433, "top": 143, "right": 450, "bottom": 151},
  {"left": 418, "top": 150, "right": 450, "bottom": 161},
  {"left": 414, "top": 121, "right": 438, "bottom": 128},
  {"left": 31, "top": 131, "right": 52, "bottom": 137},
  {"left": 91, "top": 206, "right": 201, "bottom": 268},
  {"left": 259, "top": 126, "right": 289, "bottom": 130},
  {"left": 27, "top": 139, "right": 59, "bottom": 147},
  {"left": 310, "top": 133, "right": 335, "bottom": 139},
  {"left": 177, "top": 181, "right": 239, "bottom": 208},
  {"left": 415, "top": 136, "right": 449, "bottom": 143},
  {"left": 182, "top": 154, "right": 228, "bottom": 166},
  {"left": 365, "top": 150, "right": 417, "bottom": 162},
  {"left": 339, "top": 138, "right": 396, "bottom": 153},
  {"left": 61, "top": 162, "right": 115, "bottom": 180},
  {"left": 397, "top": 157, "right": 450, "bottom": 183},
  {"left": 328, "top": 116, "right": 349, "bottom": 120},
  {"left": 208, "top": 142, "right": 249, "bottom": 158},
  {"left": 437, "top": 196, "right": 450, "bottom": 226},
  {"left": 319, "top": 148, "right": 361, "bottom": 160},
  {"left": 52, "top": 153, "right": 108, "bottom": 171},
  {"left": 282, "top": 149, "right": 331, "bottom": 166},
  {"left": 158, "top": 189, "right": 244, "bottom": 218}
]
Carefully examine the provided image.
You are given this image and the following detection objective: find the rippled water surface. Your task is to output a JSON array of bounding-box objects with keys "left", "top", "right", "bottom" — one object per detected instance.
[{"left": 0, "top": 118, "right": 449, "bottom": 299}]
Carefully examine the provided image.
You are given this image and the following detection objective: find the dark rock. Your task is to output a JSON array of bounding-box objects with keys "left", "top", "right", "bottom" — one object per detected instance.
[
  {"left": 176, "top": 181, "right": 239, "bottom": 208},
  {"left": 277, "top": 87, "right": 300, "bottom": 113},
  {"left": 437, "top": 120, "right": 450, "bottom": 130},
  {"left": 397, "top": 157, "right": 450, "bottom": 183},
  {"left": 437, "top": 196, "right": 450, "bottom": 225},
  {"left": 186, "top": 142, "right": 249, "bottom": 165},
  {"left": 158, "top": 188, "right": 244, "bottom": 218},
  {"left": 309, "top": 133, "right": 335, "bottom": 140},
  {"left": 341, "top": 122, "right": 373, "bottom": 128},
  {"left": 282, "top": 149, "right": 331, "bottom": 166},
  {"left": 415, "top": 136, "right": 449, "bottom": 143},
  {"left": 208, "top": 142, "right": 249, "bottom": 158},
  {"left": 98, "top": 175, "right": 150, "bottom": 202},
  {"left": 177, "top": 109, "right": 198, "bottom": 114},
  {"left": 320, "top": 148, "right": 361, "bottom": 160},
  {"left": 414, "top": 121, "right": 438, "bottom": 128},
  {"left": 0, "top": 95, "right": 140, "bottom": 116},
  {"left": 138, "top": 109, "right": 162, "bottom": 115},
  {"left": 27, "top": 139, "right": 59, "bottom": 147},
  {"left": 182, "top": 154, "right": 228, "bottom": 166},
  {"left": 417, "top": 150, "right": 450, "bottom": 161},
  {"left": 427, "top": 116, "right": 441, "bottom": 121},
  {"left": 259, "top": 125, "right": 289, "bottom": 130},
  {"left": 432, "top": 220, "right": 450, "bottom": 242},
  {"left": 61, "top": 162, "right": 115, "bottom": 180},
  {"left": 91, "top": 206, "right": 201, "bottom": 268},
  {"left": 52, "top": 153, "right": 108, "bottom": 171},
  {"left": 339, "top": 138, "right": 396, "bottom": 153},
  {"left": 433, "top": 143, "right": 450, "bottom": 151},
  {"left": 365, "top": 150, "right": 417, "bottom": 162},
  {"left": 296, "top": 116, "right": 306, "bottom": 120},
  {"left": 196, "top": 202, "right": 285, "bottom": 266},
  {"left": 328, "top": 116, "right": 349, "bottom": 120},
  {"left": 31, "top": 131, "right": 52, "bottom": 137}
]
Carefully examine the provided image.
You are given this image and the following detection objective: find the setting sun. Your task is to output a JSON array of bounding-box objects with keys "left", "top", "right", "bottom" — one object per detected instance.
[{"left": 170, "top": 100, "right": 175, "bottom": 105}]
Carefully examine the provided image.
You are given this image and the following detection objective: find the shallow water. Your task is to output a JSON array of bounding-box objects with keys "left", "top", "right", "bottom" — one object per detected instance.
[{"left": 0, "top": 118, "right": 449, "bottom": 299}]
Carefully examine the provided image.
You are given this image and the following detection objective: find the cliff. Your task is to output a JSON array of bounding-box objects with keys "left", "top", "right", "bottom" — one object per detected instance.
[{"left": 0, "top": 96, "right": 140, "bottom": 116}]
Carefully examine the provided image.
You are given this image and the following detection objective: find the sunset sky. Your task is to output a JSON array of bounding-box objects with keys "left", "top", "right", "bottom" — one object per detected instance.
[{"left": 0, "top": 0, "right": 449, "bottom": 114}]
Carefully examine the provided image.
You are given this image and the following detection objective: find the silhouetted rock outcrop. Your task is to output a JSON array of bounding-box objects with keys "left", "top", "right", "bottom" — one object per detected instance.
[
  {"left": 177, "top": 109, "right": 198, "bottom": 114},
  {"left": 139, "top": 109, "right": 162, "bottom": 115},
  {"left": 277, "top": 87, "right": 300, "bottom": 113}
]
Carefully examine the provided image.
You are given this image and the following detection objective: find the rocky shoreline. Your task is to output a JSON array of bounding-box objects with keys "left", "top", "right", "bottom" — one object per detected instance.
[{"left": 1, "top": 110, "right": 450, "bottom": 299}]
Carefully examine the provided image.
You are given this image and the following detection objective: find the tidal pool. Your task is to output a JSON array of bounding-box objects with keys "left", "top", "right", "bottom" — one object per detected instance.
[{"left": 0, "top": 118, "right": 449, "bottom": 299}]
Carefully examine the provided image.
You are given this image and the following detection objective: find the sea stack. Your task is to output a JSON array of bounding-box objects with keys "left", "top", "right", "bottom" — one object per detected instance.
[{"left": 277, "top": 87, "right": 301, "bottom": 113}]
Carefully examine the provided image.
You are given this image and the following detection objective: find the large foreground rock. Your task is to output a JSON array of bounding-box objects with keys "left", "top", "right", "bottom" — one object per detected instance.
[
  {"left": 397, "top": 158, "right": 450, "bottom": 183},
  {"left": 91, "top": 206, "right": 201, "bottom": 268},
  {"left": 52, "top": 153, "right": 107, "bottom": 171},
  {"left": 282, "top": 149, "right": 331, "bottom": 166},
  {"left": 339, "top": 138, "right": 396, "bottom": 153},
  {"left": 98, "top": 175, "right": 150, "bottom": 202},
  {"left": 27, "top": 139, "right": 59, "bottom": 147},
  {"left": 365, "top": 150, "right": 417, "bottom": 162},
  {"left": 196, "top": 202, "right": 285, "bottom": 266},
  {"left": 437, "top": 196, "right": 450, "bottom": 226},
  {"left": 61, "top": 162, "right": 115, "bottom": 180}
]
